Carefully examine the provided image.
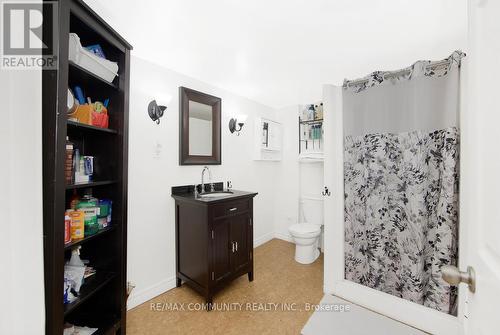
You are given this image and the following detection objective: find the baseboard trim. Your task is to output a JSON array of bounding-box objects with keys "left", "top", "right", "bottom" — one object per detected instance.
[
  {"left": 127, "top": 276, "right": 177, "bottom": 310},
  {"left": 127, "top": 231, "right": 293, "bottom": 310},
  {"left": 274, "top": 231, "right": 293, "bottom": 243},
  {"left": 254, "top": 231, "right": 274, "bottom": 247}
]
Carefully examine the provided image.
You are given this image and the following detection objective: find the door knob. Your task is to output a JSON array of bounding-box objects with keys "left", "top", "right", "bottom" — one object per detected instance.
[{"left": 441, "top": 265, "right": 476, "bottom": 293}]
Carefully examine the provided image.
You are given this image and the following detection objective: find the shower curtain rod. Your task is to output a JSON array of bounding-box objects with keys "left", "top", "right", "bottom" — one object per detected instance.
[{"left": 346, "top": 59, "right": 452, "bottom": 87}]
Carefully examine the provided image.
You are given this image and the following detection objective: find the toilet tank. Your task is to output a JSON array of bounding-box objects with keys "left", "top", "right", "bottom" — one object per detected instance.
[{"left": 299, "top": 197, "right": 324, "bottom": 226}]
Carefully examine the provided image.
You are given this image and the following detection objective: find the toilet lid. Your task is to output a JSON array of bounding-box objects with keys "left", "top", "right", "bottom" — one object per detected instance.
[{"left": 289, "top": 223, "right": 321, "bottom": 237}]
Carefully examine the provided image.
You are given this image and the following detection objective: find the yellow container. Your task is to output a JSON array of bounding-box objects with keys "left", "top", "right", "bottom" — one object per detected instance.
[
  {"left": 68, "top": 104, "right": 94, "bottom": 125},
  {"left": 69, "top": 210, "right": 85, "bottom": 239}
]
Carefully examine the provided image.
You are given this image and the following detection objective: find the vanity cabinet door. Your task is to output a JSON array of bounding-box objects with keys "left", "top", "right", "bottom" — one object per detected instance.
[
  {"left": 230, "top": 213, "right": 251, "bottom": 272},
  {"left": 212, "top": 219, "right": 232, "bottom": 283}
]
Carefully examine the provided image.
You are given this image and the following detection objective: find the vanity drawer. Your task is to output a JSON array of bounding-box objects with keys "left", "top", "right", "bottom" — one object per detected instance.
[{"left": 212, "top": 199, "right": 249, "bottom": 218}]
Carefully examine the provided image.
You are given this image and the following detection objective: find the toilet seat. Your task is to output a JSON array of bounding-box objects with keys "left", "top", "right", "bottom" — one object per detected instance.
[{"left": 289, "top": 223, "right": 321, "bottom": 238}]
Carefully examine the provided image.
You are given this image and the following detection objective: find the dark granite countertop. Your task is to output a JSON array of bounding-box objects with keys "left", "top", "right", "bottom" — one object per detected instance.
[{"left": 171, "top": 183, "right": 257, "bottom": 204}]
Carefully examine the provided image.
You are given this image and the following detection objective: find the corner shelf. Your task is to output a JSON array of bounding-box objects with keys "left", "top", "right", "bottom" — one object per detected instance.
[
  {"left": 67, "top": 120, "right": 118, "bottom": 134},
  {"left": 299, "top": 118, "right": 323, "bottom": 125},
  {"left": 64, "top": 271, "right": 116, "bottom": 316},
  {"left": 299, "top": 116, "right": 323, "bottom": 155},
  {"left": 64, "top": 226, "right": 116, "bottom": 250}
]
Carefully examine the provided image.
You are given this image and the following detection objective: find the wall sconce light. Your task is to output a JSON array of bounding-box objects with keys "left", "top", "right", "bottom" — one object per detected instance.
[
  {"left": 229, "top": 115, "right": 248, "bottom": 135},
  {"left": 148, "top": 100, "right": 167, "bottom": 125}
]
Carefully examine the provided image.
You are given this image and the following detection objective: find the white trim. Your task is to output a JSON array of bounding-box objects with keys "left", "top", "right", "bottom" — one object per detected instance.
[
  {"left": 321, "top": 83, "right": 463, "bottom": 335},
  {"left": 254, "top": 231, "right": 274, "bottom": 247},
  {"left": 126, "top": 231, "right": 279, "bottom": 310},
  {"left": 299, "top": 195, "right": 323, "bottom": 202},
  {"left": 303, "top": 294, "right": 428, "bottom": 335},
  {"left": 456, "top": 56, "right": 468, "bottom": 326},
  {"left": 127, "top": 276, "right": 177, "bottom": 310},
  {"left": 334, "top": 280, "right": 460, "bottom": 334},
  {"left": 274, "top": 231, "right": 293, "bottom": 243},
  {"left": 322, "top": 84, "right": 343, "bottom": 299}
]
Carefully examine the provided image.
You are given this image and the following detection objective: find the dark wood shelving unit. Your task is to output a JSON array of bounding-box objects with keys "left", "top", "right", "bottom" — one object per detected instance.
[
  {"left": 66, "top": 180, "right": 118, "bottom": 190},
  {"left": 69, "top": 60, "right": 119, "bottom": 89},
  {"left": 64, "top": 272, "right": 117, "bottom": 316},
  {"left": 64, "top": 226, "right": 116, "bottom": 250},
  {"left": 43, "top": 0, "right": 132, "bottom": 333},
  {"left": 67, "top": 120, "right": 118, "bottom": 134}
]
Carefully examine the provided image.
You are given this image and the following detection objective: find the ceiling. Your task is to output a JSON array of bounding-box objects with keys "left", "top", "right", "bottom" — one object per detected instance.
[{"left": 86, "top": 0, "right": 467, "bottom": 108}]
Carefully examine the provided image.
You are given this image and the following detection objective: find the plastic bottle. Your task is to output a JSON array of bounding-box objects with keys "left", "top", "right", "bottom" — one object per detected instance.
[
  {"left": 73, "top": 148, "right": 80, "bottom": 182},
  {"left": 69, "top": 190, "right": 80, "bottom": 209},
  {"left": 308, "top": 105, "right": 315, "bottom": 120},
  {"left": 68, "top": 246, "right": 84, "bottom": 267},
  {"left": 64, "top": 211, "right": 72, "bottom": 244}
]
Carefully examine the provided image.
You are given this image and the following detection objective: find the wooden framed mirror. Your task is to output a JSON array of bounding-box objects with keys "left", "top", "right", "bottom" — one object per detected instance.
[{"left": 179, "top": 87, "right": 221, "bottom": 165}]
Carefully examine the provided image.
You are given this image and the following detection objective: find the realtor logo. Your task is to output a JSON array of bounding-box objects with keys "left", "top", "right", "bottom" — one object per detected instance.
[{"left": 1, "top": 1, "right": 57, "bottom": 69}]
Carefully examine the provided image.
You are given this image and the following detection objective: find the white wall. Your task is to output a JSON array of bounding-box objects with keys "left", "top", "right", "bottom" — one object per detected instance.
[
  {"left": 274, "top": 105, "right": 325, "bottom": 242},
  {"left": 273, "top": 106, "right": 300, "bottom": 241},
  {"left": 0, "top": 70, "right": 45, "bottom": 334},
  {"left": 126, "top": 56, "right": 280, "bottom": 309}
]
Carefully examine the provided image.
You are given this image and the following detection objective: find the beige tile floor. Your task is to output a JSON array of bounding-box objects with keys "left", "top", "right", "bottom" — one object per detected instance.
[{"left": 127, "top": 239, "right": 324, "bottom": 335}]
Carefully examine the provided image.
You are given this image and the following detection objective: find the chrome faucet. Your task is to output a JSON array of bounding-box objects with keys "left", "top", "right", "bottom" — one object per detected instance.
[{"left": 201, "top": 166, "right": 214, "bottom": 193}]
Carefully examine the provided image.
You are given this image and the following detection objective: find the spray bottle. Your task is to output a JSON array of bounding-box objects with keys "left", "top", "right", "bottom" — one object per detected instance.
[{"left": 68, "top": 246, "right": 84, "bottom": 267}]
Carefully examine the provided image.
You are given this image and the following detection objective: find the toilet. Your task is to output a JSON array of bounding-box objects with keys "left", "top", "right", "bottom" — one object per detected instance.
[{"left": 289, "top": 198, "right": 323, "bottom": 264}]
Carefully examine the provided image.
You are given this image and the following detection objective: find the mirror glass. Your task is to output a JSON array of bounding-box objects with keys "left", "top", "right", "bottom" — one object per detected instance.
[{"left": 188, "top": 101, "right": 213, "bottom": 156}]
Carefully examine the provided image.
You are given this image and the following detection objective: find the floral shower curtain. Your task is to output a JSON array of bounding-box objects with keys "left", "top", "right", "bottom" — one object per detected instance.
[{"left": 343, "top": 51, "right": 464, "bottom": 315}]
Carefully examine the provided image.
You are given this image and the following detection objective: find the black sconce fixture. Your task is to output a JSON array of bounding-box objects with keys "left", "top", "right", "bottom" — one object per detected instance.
[
  {"left": 228, "top": 115, "right": 247, "bottom": 136},
  {"left": 148, "top": 100, "right": 167, "bottom": 124}
]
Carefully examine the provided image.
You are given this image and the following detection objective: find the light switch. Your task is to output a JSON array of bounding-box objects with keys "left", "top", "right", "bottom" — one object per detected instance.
[{"left": 153, "top": 141, "right": 162, "bottom": 158}]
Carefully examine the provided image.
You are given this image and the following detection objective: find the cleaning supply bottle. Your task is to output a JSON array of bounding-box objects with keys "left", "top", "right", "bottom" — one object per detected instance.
[
  {"left": 76, "top": 191, "right": 99, "bottom": 236},
  {"left": 68, "top": 246, "right": 84, "bottom": 267}
]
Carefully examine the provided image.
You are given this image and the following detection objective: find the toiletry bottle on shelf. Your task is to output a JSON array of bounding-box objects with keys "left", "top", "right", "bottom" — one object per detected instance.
[
  {"left": 308, "top": 105, "right": 315, "bottom": 121},
  {"left": 301, "top": 106, "right": 308, "bottom": 121},
  {"left": 64, "top": 211, "right": 72, "bottom": 244},
  {"left": 69, "top": 190, "right": 80, "bottom": 209},
  {"left": 73, "top": 148, "right": 80, "bottom": 182}
]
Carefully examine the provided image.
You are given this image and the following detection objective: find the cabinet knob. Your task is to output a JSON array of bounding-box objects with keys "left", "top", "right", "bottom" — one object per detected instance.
[{"left": 229, "top": 207, "right": 238, "bottom": 212}]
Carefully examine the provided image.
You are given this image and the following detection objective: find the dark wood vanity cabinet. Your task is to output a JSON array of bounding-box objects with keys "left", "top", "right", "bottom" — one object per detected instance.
[{"left": 172, "top": 189, "right": 257, "bottom": 307}]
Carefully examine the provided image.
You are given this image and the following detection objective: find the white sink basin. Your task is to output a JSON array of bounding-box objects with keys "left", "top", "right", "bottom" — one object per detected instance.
[{"left": 198, "top": 192, "right": 233, "bottom": 198}]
